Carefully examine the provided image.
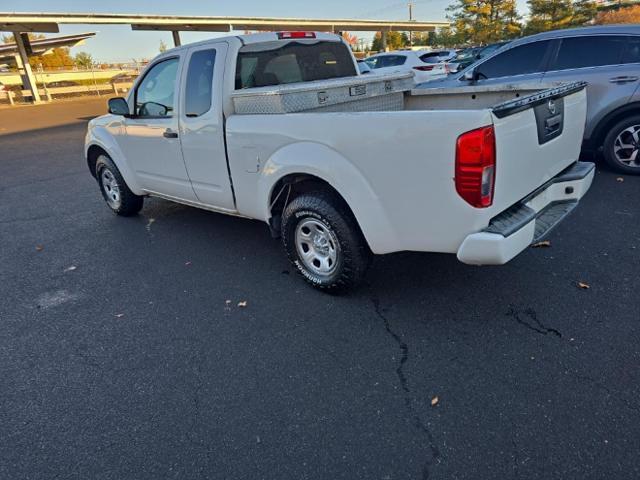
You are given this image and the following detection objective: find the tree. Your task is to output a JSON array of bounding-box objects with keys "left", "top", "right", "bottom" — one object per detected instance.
[
  {"left": 2, "top": 33, "right": 74, "bottom": 69},
  {"left": 446, "top": 0, "right": 522, "bottom": 45},
  {"left": 371, "top": 31, "right": 409, "bottom": 51},
  {"left": 341, "top": 32, "right": 359, "bottom": 50},
  {"left": 572, "top": 0, "right": 598, "bottom": 26},
  {"left": 75, "top": 52, "right": 94, "bottom": 69},
  {"left": 36, "top": 48, "right": 74, "bottom": 69},
  {"left": 431, "top": 27, "right": 462, "bottom": 48},
  {"left": 595, "top": 4, "right": 640, "bottom": 23},
  {"left": 526, "top": 0, "right": 574, "bottom": 34},
  {"left": 159, "top": 40, "right": 167, "bottom": 53}
]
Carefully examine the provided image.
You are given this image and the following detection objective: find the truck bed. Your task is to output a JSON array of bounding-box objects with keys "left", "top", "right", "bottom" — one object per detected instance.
[
  {"left": 226, "top": 82, "right": 588, "bottom": 254},
  {"left": 231, "top": 70, "right": 582, "bottom": 118}
]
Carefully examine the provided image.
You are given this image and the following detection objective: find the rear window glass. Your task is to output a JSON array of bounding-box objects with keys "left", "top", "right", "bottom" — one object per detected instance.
[
  {"left": 235, "top": 41, "right": 356, "bottom": 89},
  {"left": 622, "top": 36, "right": 640, "bottom": 64},
  {"left": 368, "top": 55, "right": 407, "bottom": 68},
  {"left": 420, "top": 52, "right": 448, "bottom": 63},
  {"left": 475, "top": 41, "right": 550, "bottom": 79},
  {"left": 552, "top": 36, "right": 626, "bottom": 70}
]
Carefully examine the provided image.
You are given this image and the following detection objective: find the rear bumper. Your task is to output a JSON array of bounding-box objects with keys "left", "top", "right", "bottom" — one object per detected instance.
[{"left": 457, "top": 161, "right": 595, "bottom": 265}]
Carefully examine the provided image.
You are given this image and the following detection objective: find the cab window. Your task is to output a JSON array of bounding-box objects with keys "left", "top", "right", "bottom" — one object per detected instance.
[
  {"left": 135, "top": 57, "right": 179, "bottom": 117},
  {"left": 235, "top": 41, "right": 356, "bottom": 89},
  {"left": 184, "top": 49, "right": 216, "bottom": 117}
]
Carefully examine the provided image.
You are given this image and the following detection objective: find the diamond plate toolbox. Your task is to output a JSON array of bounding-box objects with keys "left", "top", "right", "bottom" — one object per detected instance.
[{"left": 231, "top": 72, "right": 414, "bottom": 115}]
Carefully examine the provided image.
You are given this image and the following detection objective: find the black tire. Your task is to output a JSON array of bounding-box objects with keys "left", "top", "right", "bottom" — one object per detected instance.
[
  {"left": 95, "top": 154, "right": 144, "bottom": 216},
  {"left": 602, "top": 115, "right": 640, "bottom": 175},
  {"left": 281, "top": 190, "right": 372, "bottom": 293}
]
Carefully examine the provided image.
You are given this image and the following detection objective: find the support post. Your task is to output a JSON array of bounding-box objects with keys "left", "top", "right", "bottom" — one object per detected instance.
[
  {"left": 13, "top": 32, "right": 41, "bottom": 103},
  {"left": 408, "top": 1, "right": 414, "bottom": 47},
  {"left": 381, "top": 31, "right": 388, "bottom": 52},
  {"left": 172, "top": 31, "right": 181, "bottom": 47}
]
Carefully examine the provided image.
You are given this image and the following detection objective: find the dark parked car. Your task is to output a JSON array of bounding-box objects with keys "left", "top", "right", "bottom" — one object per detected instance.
[
  {"left": 45, "top": 80, "right": 79, "bottom": 88},
  {"left": 418, "top": 26, "right": 640, "bottom": 174},
  {"left": 453, "top": 42, "right": 510, "bottom": 71}
]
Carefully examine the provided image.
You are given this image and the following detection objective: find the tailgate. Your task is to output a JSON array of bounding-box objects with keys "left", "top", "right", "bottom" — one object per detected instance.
[{"left": 490, "top": 82, "right": 587, "bottom": 212}]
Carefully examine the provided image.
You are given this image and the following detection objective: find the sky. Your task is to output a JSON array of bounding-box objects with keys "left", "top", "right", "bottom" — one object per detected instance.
[{"left": 1, "top": 0, "right": 531, "bottom": 62}]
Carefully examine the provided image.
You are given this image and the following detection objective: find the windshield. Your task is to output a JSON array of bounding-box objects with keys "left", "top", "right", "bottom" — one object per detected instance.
[{"left": 455, "top": 48, "right": 480, "bottom": 61}]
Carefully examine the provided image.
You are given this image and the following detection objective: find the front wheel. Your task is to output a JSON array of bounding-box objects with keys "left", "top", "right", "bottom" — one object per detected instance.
[
  {"left": 95, "top": 154, "right": 144, "bottom": 216},
  {"left": 602, "top": 115, "right": 640, "bottom": 175},
  {"left": 281, "top": 191, "right": 372, "bottom": 293}
]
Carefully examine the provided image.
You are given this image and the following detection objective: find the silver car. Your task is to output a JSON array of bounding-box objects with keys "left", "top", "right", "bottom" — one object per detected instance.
[{"left": 419, "top": 25, "right": 640, "bottom": 174}]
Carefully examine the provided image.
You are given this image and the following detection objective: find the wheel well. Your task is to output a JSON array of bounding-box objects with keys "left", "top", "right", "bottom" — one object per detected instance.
[
  {"left": 590, "top": 102, "right": 640, "bottom": 151},
  {"left": 268, "top": 174, "right": 358, "bottom": 237},
  {"left": 87, "top": 145, "right": 107, "bottom": 178}
]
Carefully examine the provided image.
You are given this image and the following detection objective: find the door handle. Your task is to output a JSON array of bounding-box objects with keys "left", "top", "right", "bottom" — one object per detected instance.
[
  {"left": 609, "top": 76, "right": 639, "bottom": 84},
  {"left": 163, "top": 129, "right": 179, "bottom": 139}
]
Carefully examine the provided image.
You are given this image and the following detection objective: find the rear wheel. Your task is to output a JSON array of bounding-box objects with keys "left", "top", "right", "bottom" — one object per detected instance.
[
  {"left": 603, "top": 115, "right": 640, "bottom": 175},
  {"left": 281, "top": 191, "right": 372, "bottom": 293},
  {"left": 95, "top": 154, "right": 144, "bottom": 216}
]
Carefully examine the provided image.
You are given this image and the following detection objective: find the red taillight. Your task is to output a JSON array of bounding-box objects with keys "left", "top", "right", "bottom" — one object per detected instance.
[
  {"left": 455, "top": 125, "right": 496, "bottom": 208},
  {"left": 277, "top": 31, "right": 316, "bottom": 39},
  {"left": 413, "top": 65, "right": 435, "bottom": 71}
]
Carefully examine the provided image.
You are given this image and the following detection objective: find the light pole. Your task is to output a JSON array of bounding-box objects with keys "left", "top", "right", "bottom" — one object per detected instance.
[{"left": 408, "top": 2, "right": 415, "bottom": 48}]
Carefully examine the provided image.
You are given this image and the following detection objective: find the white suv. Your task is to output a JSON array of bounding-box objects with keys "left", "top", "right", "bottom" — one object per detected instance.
[{"left": 364, "top": 50, "right": 449, "bottom": 84}]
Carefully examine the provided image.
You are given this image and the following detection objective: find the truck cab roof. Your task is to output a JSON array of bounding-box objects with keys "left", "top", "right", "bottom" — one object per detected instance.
[{"left": 161, "top": 31, "right": 344, "bottom": 56}]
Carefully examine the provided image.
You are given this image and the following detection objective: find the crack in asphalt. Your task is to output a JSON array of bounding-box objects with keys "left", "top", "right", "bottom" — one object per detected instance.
[
  {"left": 507, "top": 306, "right": 562, "bottom": 338},
  {"left": 372, "top": 297, "right": 440, "bottom": 480}
]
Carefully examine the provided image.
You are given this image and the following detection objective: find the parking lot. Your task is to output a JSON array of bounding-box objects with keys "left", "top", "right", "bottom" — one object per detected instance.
[{"left": 1, "top": 97, "right": 639, "bottom": 479}]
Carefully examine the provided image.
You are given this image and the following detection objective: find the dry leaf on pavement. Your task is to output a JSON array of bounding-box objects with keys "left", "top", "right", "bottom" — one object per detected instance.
[
  {"left": 35, "top": 245, "right": 44, "bottom": 252},
  {"left": 577, "top": 282, "right": 590, "bottom": 290},
  {"left": 532, "top": 240, "right": 551, "bottom": 248},
  {"left": 431, "top": 396, "right": 439, "bottom": 406}
]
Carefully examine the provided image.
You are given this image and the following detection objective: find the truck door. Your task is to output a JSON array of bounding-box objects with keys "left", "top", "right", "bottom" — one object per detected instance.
[
  {"left": 121, "top": 55, "right": 197, "bottom": 201},
  {"left": 179, "top": 42, "right": 236, "bottom": 211}
]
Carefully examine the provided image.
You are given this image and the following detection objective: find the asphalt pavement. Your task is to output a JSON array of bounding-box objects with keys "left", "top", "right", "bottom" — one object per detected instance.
[{"left": 1, "top": 98, "right": 639, "bottom": 480}]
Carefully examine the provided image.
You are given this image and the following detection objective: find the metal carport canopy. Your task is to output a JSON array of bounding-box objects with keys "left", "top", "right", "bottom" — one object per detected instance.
[
  {"left": 0, "top": 12, "right": 450, "bottom": 33},
  {"left": 0, "top": 12, "right": 450, "bottom": 103}
]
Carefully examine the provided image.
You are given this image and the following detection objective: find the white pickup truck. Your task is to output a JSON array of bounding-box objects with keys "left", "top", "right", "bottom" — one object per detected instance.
[{"left": 85, "top": 32, "right": 594, "bottom": 292}]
